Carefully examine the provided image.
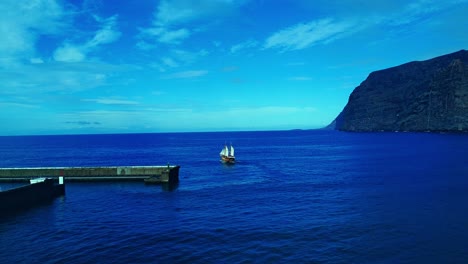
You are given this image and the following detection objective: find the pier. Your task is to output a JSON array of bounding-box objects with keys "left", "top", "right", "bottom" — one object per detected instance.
[
  {"left": 0, "top": 178, "right": 65, "bottom": 213},
  {"left": 0, "top": 165, "right": 180, "bottom": 184}
]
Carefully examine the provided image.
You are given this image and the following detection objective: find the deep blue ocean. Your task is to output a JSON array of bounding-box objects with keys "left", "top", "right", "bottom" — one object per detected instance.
[{"left": 1, "top": 130, "right": 468, "bottom": 263}]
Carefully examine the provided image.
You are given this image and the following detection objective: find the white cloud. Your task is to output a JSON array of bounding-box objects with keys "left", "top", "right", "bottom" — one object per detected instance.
[
  {"left": 144, "top": 107, "right": 192, "bottom": 113},
  {"left": 0, "top": 61, "right": 136, "bottom": 95},
  {"left": 63, "top": 110, "right": 141, "bottom": 131},
  {"left": 0, "top": 0, "right": 66, "bottom": 67},
  {"left": 53, "top": 15, "right": 121, "bottom": 62},
  {"left": 149, "top": 62, "right": 167, "bottom": 72},
  {"left": 61, "top": 104, "right": 316, "bottom": 133},
  {"left": 264, "top": 18, "right": 354, "bottom": 51},
  {"left": 83, "top": 98, "right": 140, "bottom": 105},
  {"left": 135, "top": 40, "right": 157, "bottom": 51},
  {"left": 138, "top": 0, "right": 246, "bottom": 47},
  {"left": 261, "top": 1, "right": 467, "bottom": 53},
  {"left": 164, "top": 70, "right": 208, "bottom": 79},
  {"left": 86, "top": 15, "right": 121, "bottom": 47},
  {"left": 154, "top": 0, "right": 239, "bottom": 27},
  {"left": 158, "top": 28, "right": 190, "bottom": 44},
  {"left": 161, "top": 57, "right": 179, "bottom": 68},
  {"left": 230, "top": 39, "right": 258, "bottom": 53},
  {"left": 171, "top": 49, "right": 209, "bottom": 63},
  {"left": 155, "top": 1, "right": 199, "bottom": 26},
  {"left": 383, "top": 0, "right": 467, "bottom": 26},
  {"left": 58, "top": 107, "right": 195, "bottom": 133},
  {"left": 151, "top": 49, "right": 209, "bottom": 72},
  {"left": 0, "top": 102, "right": 40, "bottom": 109},
  {"left": 140, "top": 27, "right": 190, "bottom": 45},
  {"left": 53, "top": 44, "right": 86, "bottom": 62}
]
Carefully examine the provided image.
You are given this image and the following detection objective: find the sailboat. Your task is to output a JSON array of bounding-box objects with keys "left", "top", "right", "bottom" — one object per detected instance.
[{"left": 220, "top": 143, "right": 235, "bottom": 164}]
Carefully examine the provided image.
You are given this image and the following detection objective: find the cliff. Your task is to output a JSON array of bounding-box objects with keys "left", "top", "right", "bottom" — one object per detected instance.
[{"left": 330, "top": 50, "right": 468, "bottom": 132}]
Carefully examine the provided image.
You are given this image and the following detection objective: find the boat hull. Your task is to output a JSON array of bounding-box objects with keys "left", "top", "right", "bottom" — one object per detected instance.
[{"left": 220, "top": 155, "right": 235, "bottom": 164}]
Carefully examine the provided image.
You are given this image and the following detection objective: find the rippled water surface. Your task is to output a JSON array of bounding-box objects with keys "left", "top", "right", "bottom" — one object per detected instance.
[{"left": 1, "top": 130, "right": 468, "bottom": 263}]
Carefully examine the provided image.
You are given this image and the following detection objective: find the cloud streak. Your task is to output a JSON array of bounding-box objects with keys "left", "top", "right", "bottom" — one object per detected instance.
[
  {"left": 150, "top": 49, "right": 209, "bottom": 72},
  {"left": 139, "top": 27, "right": 190, "bottom": 45},
  {"left": 83, "top": 98, "right": 140, "bottom": 105},
  {"left": 262, "top": 1, "right": 466, "bottom": 52},
  {"left": 138, "top": 0, "right": 247, "bottom": 47},
  {"left": 0, "top": 102, "right": 40, "bottom": 109},
  {"left": 154, "top": 0, "right": 240, "bottom": 27},
  {"left": 387, "top": 0, "right": 467, "bottom": 26},
  {"left": 231, "top": 40, "right": 259, "bottom": 53},
  {"left": 0, "top": 61, "right": 138, "bottom": 97},
  {"left": 62, "top": 105, "right": 316, "bottom": 133},
  {"left": 264, "top": 18, "right": 354, "bottom": 51},
  {"left": 65, "top": 121, "right": 102, "bottom": 125},
  {"left": 53, "top": 15, "right": 121, "bottom": 62},
  {"left": 164, "top": 70, "right": 209, "bottom": 79}
]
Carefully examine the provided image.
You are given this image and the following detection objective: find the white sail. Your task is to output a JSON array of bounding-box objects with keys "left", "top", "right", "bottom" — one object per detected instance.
[
  {"left": 230, "top": 145, "right": 235, "bottom": 157},
  {"left": 220, "top": 146, "right": 227, "bottom": 156}
]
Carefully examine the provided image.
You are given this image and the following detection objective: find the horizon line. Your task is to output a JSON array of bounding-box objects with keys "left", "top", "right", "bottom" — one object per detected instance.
[{"left": 0, "top": 127, "right": 327, "bottom": 137}]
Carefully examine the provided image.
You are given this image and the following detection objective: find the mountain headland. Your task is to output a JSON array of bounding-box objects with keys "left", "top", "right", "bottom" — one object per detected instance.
[{"left": 329, "top": 50, "right": 468, "bottom": 132}]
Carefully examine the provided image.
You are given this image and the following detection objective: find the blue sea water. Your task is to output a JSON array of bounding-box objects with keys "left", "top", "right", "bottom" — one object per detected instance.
[{"left": 0, "top": 130, "right": 468, "bottom": 263}]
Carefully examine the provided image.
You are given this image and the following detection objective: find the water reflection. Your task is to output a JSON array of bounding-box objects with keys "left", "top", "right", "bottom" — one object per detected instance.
[{"left": 161, "top": 182, "right": 179, "bottom": 192}]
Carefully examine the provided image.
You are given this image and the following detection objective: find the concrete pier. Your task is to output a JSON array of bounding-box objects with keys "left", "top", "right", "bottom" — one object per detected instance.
[
  {"left": 0, "top": 165, "right": 180, "bottom": 183},
  {"left": 0, "top": 178, "right": 65, "bottom": 213}
]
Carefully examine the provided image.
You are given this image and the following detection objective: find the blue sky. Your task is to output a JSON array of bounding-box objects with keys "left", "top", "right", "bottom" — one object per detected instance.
[{"left": 1, "top": 0, "right": 467, "bottom": 135}]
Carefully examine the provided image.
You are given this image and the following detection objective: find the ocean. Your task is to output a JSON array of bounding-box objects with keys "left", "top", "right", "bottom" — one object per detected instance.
[{"left": 0, "top": 130, "right": 467, "bottom": 263}]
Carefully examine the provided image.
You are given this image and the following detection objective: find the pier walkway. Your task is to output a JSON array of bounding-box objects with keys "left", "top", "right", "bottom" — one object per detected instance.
[{"left": 0, "top": 165, "right": 180, "bottom": 183}]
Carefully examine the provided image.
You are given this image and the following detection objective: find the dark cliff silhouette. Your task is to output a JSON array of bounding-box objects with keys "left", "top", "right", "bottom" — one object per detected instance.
[{"left": 329, "top": 50, "right": 468, "bottom": 132}]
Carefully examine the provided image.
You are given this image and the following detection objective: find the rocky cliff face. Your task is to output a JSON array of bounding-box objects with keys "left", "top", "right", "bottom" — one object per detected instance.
[{"left": 331, "top": 50, "right": 468, "bottom": 132}]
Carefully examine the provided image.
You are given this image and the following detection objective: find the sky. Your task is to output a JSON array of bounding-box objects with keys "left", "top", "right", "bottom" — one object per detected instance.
[{"left": 1, "top": 0, "right": 467, "bottom": 135}]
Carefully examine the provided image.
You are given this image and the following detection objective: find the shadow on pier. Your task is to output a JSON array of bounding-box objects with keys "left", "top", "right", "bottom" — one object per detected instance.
[{"left": 0, "top": 178, "right": 65, "bottom": 216}]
